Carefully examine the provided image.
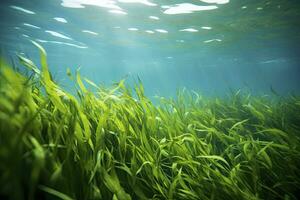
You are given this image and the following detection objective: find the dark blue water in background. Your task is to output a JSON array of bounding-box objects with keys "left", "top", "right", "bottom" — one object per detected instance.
[{"left": 1, "top": 0, "right": 300, "bottom": 98}]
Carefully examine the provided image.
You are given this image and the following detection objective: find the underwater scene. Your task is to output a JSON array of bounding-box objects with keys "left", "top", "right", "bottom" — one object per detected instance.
[{"left": 0, "top": 0, "right": 300, "bottom": 199}]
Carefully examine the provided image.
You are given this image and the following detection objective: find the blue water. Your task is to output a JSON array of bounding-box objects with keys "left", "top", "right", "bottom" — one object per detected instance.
[{"left": 1, "top": 0, "right": 300, "bottom": 97}]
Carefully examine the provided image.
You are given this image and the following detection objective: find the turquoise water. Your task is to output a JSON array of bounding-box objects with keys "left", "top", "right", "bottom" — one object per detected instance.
[{"left": 1, "top": 0, "right": 300, "bottom": 97}]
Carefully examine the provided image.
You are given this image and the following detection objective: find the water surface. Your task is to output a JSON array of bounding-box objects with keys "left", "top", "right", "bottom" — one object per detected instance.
[{"left": 1, "top": 0, "right": 300, "bottom": 97}]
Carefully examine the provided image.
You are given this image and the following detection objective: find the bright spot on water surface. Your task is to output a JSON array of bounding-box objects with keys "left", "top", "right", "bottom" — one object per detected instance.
[
  {"left": 199, "top": 0, "right": 229, "bottom": 4},
  {"left": 128, "top": 28, "right": 138, "bottom": 31},
  {"left": 61, "top": 0, "right": 121, "bottom": 10},
  {"left": 10, "top": 5, "right": 35, "bottom": 14},
  {"left": 201, "top": 26, "right": 212, "bottom": 30},
  {"left": 45, "top": 30, "right": 73, "bottom": 40},
  {"left": 109, "top": 9, "right": 127, "bottom": 15},
  {"left": 149, "top": 16, "right": 159, "bottom": 20},
  {"left": 163, "top": 3, "right": 218, "bottom": 15},
  {"left": 204, "top": 38, "right": 222, "bottom": 43},
  {"left": 82, "top": 30, "right": 98, "bottom": 35},
  {"left": 260, "top": 59, "right": 286, "bottom": 64},
  {"left": 180, "top": 28, "right": 199, "bottom": 32},
  {"left": 54, "top": 17, "right": 68, "bottom": 23},
  {"left": 23, "top": 23, "right": 41, "bottom": 29},
  {"left": 145, "top": 30, "right": 154, "bottom": 34},
  {"left": 36, "top": 39, "right": 88, "bottom": 49},
  {"left": 155, "top": 29, "right": 168, "bottom": 33},
  {"left": 118, "top": 0, "right": 157, "bottom": 6}
]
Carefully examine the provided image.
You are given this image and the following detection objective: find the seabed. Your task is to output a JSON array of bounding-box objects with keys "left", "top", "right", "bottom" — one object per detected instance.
[{"left": 0, "top": 43, "right": 299, "bottom": 200}]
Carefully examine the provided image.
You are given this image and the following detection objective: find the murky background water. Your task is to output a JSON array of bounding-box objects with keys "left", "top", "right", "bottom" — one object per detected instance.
[{"left": 1, "top": 0, "right": 300, "bottom": 97}]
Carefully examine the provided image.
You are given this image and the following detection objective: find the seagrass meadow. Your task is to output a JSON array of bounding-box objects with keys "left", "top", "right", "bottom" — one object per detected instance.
[{"left": 0, "top": 42, "right": 300, "bottom": 200}]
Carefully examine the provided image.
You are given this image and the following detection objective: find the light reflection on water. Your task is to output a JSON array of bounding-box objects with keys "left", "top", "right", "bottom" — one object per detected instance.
[{"left": 0, "top": 0, "right": 299, "bottom": 97}]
